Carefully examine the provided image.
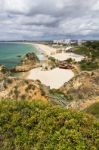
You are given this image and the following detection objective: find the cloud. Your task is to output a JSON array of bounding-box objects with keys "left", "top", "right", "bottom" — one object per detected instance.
[{"left": 0, "top": 0, "right": 99, "bottom": 40}]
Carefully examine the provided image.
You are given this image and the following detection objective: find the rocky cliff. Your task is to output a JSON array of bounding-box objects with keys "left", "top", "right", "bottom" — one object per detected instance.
[
  {"left": 11, "top": 52, "right": 40, "bottom": 72},
  {"left": 0, "top": 78, "right": 49, "bottom": 101},
  {"left": 59, "top": 70, "right": 99, "bottom": 109},
  {"left": 0, "top": 65, "right": 10, "bottom": 80}
]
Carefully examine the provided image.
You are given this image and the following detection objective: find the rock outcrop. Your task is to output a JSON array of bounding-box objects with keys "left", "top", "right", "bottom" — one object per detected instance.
[
  {"left": 11, "top": 52, "right": 40, "bottom": 72},
  {"left": 0, "top": 64, "right": 10, "bottom": 80},
  {"left": 0, "top": 77, "right": 49, "bottom": 101},
  {"left": 42, "top": 57, "right": 58, "bottom": 70},
  {"left": 59, "top": 70, "right": 99, "bottom": 108}
]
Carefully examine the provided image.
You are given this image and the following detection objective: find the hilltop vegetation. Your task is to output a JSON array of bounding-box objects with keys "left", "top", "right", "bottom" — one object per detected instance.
[
  {"left": 75, "top": 41, "right": 99, "bottom": 57},
  {"left": 74, "top": 41, "right": 99, "bottom": 71},
  {"left": 0, "top": 100, "right": 99, "bottom": 150}
]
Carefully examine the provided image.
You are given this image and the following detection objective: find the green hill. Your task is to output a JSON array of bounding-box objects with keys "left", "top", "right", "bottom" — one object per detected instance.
[
  {"left": 0, "top": 100, "right": 99, "bottom": 150},
  {"left": 74, "top": 41, "right": 99, "bottom": 71}
]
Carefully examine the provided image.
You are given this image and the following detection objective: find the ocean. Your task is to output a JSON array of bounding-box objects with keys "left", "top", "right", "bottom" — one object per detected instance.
[{"left": 0, "top": 42, "right": 40, "bottom": 68}]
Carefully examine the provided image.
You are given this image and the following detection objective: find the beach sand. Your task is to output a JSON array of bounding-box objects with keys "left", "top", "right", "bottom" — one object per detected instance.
[
  {"left": 33, "top": 43, "right": 84, "bottom": 61},
  {"left": 34, "top": 43, "right": 57, "bottom": 56},
  {"left": 25, "top": 43, "right": 84, "bottom": 89},
  {"left": 51, "top": 52, "right": 84, "bottom": 62},
  {"left": 26, "top": 67, "right": 74, "bottom": 89}
]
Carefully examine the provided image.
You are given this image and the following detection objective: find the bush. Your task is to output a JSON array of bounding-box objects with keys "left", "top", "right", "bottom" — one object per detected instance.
[
  {"left": 85, "top": 102, "right": 99, "bottom": 118},
  {"left": 0, "top": 100, "right": 99, "bottom": 150},
  {"left": 80, "top": 60, "right": 99, "bottom": 71}
]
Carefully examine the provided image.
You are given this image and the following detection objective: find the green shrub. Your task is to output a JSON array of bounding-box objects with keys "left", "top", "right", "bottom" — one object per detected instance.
[
  {"left": 0, "top": 100, "right": 99, "bottom": 150},
  {"left": 85, "top": 102, "right": 99, "bottom": 118},
  {"left": 80, "top": 60, "right": 99, "bottom": 71}
]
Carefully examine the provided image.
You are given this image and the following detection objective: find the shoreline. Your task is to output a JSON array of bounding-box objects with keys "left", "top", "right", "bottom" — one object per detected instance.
[
  {"left": 8, "top": 42, "right": 84, "bottom": 89},
  {"left": 23, "top": 43, "right": 84, "bottom": 89}
]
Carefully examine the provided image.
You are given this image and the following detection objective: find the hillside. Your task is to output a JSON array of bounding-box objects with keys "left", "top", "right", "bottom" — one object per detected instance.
[
  {"left": 59, "top": 70, "right": 99, "bottom": 109},
  {"left": 0, "top": 100, "right": 99, "bottom": 150},
  {"left": 0, "top": 78, "right": 49, "bottom": 101},
  {"left": 85, "top": 102, "right": 99, "bottom": 118},
  {"left": 11, "top": 52, "right": 40, "bottom": 72},
  {"left": 74, "top": 41, "right": 99, "bottom": 71},
  {"left": 0, "top": 65, "right": 10, "bottom": 80}
]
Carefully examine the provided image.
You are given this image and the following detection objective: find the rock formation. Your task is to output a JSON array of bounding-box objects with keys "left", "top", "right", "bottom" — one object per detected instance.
[
  {"left": 11, "top": 52, "right": 40, "bottom": 72},
  {"left": 42, "top": 57, "right": 58, "bottom": 70},
  {"left": 59, "top": 70, "right": 99, "bottom": 109},
  {"left": 0, "top": 77, "right": 49, "bottom": 101},
  {"left": 0, "top": 64, "right": 10, "bottom": 80}
]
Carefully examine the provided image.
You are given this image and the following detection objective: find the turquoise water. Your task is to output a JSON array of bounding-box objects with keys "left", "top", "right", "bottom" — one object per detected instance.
[{"left": 0, "top": 42, "right": 39, "bottom": 68}]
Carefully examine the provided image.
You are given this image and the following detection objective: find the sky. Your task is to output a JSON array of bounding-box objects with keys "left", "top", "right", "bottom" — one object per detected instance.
[{"left": 0, "top": 0, "right": 99, "bottom": 40}]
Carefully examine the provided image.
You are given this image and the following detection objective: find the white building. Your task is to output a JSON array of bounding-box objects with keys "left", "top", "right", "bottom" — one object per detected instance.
[{"left": 53, "top": 39, "right": 71, "bottom": 44}]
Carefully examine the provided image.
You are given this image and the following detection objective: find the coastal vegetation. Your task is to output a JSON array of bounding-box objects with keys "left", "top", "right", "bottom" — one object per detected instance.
[
  {"left": 0, "top": 100, "right": 99, "bottom": 150},
  {"left": 0, "top": 42, "right": 99, "bottom": 150},
  {"left": 74, "top": 41, "right": 99, "bottom": 71},
  {"left": 42, "top": 57, "right": 58, "bottom": 70},
  {"left": 75, "top": 41, "right": 99, "bottom": 57},
  {"left": 85, "top": 102, "right": 99, "bottom": 118},
  {"left": 79, "top": 60, "right": 99, "bottom": 71}
]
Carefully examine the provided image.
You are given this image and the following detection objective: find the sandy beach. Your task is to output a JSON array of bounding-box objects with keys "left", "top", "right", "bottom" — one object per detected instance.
[
  {"left": 27, "top": 67, "right": 74, "bottom": 89},
  {"left": 33, "top": 43, "right": 84, "bottom": 62},
  {"left": 34, "top": 43, "right": 57, "bottom": 56},
  {"left": 51, "top": 52, "right": 84, "bottom": 62},
  {"left": 26, "top": 43, "right": 84, "bottom": 89}
]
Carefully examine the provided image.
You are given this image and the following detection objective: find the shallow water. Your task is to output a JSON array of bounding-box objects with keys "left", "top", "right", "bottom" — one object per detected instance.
[{"left": 0, "top": 42, "right": 39, "bottom": 68}]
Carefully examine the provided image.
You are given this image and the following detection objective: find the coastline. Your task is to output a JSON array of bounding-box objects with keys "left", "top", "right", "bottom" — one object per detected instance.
[
  {"left": 9, "top": 42, "right": 84, "bottom": 89},
  {"left": 23, "top": 43, "right": 85, "bottom": 89}
]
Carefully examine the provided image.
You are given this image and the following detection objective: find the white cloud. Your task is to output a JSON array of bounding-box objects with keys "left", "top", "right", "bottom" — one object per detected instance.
[
  {"left": 92, "top": 1, "right": 99, "bottom": 11},
  {"left": 0, "top": 0, "right": 99, "bottom": 40}
]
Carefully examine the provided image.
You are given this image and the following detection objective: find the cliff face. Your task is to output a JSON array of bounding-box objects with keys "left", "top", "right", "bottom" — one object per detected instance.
[
  {"left": 60, "top": 70, "right": 99, "bottom": 102},
  {"left": 11, "top": 52, "right": 40, "bottom": 72},
  {"left": 0, "top": 78, "right": 49, "bottom": 101},
  {"left": 0, "top": 65, "right": 10, "bottom": 80}
]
